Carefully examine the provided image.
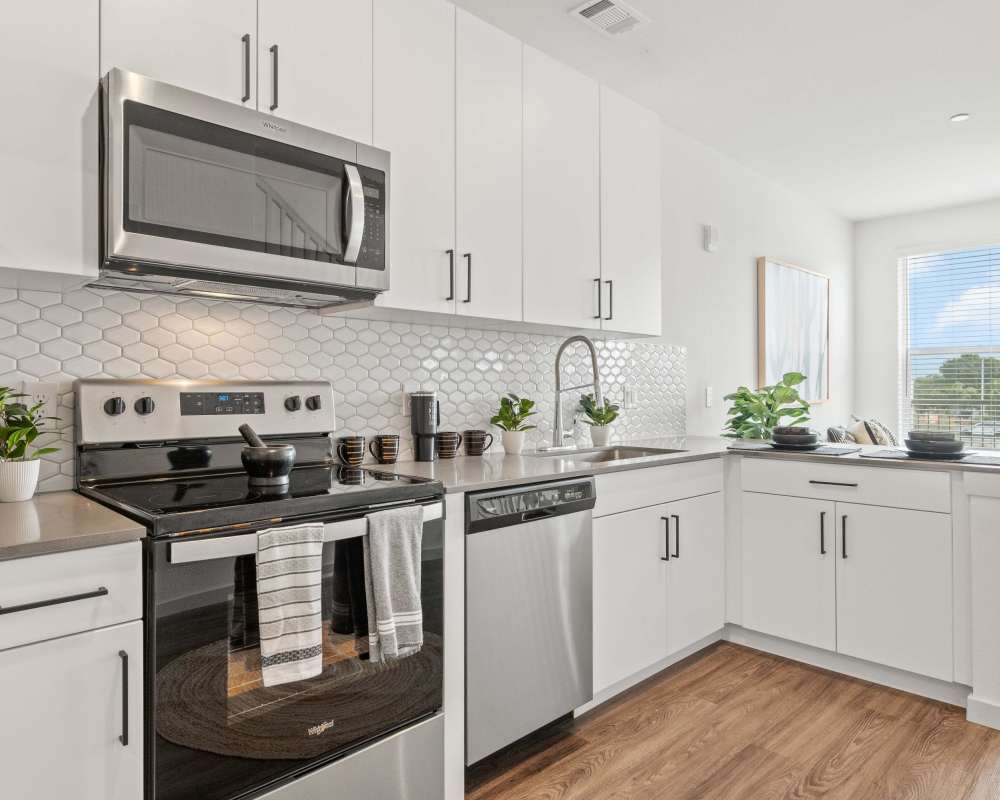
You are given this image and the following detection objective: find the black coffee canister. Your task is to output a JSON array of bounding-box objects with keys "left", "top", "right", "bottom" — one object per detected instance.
[{"left": 410, "top": 391, "right": 440, "bottom": 462}]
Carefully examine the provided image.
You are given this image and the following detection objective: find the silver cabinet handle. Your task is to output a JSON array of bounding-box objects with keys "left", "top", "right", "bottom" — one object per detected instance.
[
  {"left": 671, "top": 514, "right": 680, "bottom": 558},
  {"left": 593, "top": 278, "right": 602, "bottom": 320},
  {"left": 841, "top": 515, "right": 848, "bottom": 559},
  {"left": 343, "top": 164, "right": 366, "bottom": 264},
  {"left": 820, "top": 511, "right": 827, "bottom": 555},
  {"left": 241, "top": 34, "right": 251, "bottom": 103},
  {"left": 269, "top": 44, "right": 279, "bottom": 111},
  {"left": 604, "top": 280, "right": 614, "bottom": 321},
  {"left": 660, "top": 516, "right": 670, "bottom": 562}
]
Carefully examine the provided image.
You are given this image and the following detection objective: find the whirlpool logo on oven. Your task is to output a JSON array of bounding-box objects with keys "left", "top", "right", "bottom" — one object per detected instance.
[{"left": 307, "top": 719, "right": 337, "bottom": 737}]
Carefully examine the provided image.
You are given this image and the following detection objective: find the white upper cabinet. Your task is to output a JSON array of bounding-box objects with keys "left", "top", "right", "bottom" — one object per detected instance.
[
  {"left": 373, "top": 0, "right": 456, "bottom": 315},
  {"left": 258, "top": 0, "right": 372, "bottom": 142},
  {"left": 0, "top": 0, "right": 98, "bottom": 280},
  {"left": 455, "top": 10, "right": 523, "bottom": 322},
  {"left": 522, "top": 46, "right": 601, "bottom": 330},
  {"left": 101, "top": 0, "right": 257, "bottom": 106},
  {"left": 600, "top": 87, "right": 662, "bottom": 336}
]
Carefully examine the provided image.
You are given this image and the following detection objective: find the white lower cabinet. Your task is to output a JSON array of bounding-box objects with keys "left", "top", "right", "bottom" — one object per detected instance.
[
  {"left": 593, "top": 503, "right": 669, "bottom": 692},
  {"left": 0, "top": 620, "right": 143, "bottom": 800},
  {"left": 741, "top": 493, "right": 837, "bottom": 651},
  {"left": 835, "top": 502, "right": 953, "bottom": 681},
  {"left": 665, "top": 493, "right": 725, "bottom": 654},
  {"left": 594, "top": 492, "right": 723, "bottom": 693},
  {"left": 741, "top": 491, "right": 954, "bottom": 681}
]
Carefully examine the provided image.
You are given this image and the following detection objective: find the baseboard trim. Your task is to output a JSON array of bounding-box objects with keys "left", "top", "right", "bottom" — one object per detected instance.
[
  {"left": 724, "top": 624, "right": 972, "bottom": 708},
  {"left": 575, "top": 629, "right": 725, "bottom": 716},
  {"left": 967, "top": 695, "right": 1000, "bottom": 730}
]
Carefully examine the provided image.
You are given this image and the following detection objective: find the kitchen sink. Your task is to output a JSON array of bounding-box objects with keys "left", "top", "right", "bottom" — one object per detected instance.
[{"left": 532, "top": 446, "right": 686, "bottom": 464}]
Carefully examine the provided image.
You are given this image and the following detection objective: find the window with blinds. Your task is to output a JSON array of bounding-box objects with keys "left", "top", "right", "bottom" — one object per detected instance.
[{"left": 901, "top": 245, "right": 1000, "bottom": 448}]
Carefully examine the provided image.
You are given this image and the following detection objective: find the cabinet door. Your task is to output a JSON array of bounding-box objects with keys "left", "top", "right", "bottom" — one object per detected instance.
[
  {"left": 101, "top": 0, "right": 257, "bottom": 106},
  {"left": 455, "top": 10, "right": 523, "bottom": 322},
  {"left": 258, "top": 0, "right": 372, "bottom": 142},
  {"left": 593, "top": 504, "right": 669, "bottom": 692},
  {"left": 522, "top": 45, "right": 600, "bottom": 330},
  {"left": 835, "top": 503, "right": 953, "bottom": 680},
  {"left": 665, "top": 493, "right": 724, "bottom": 654},
  {"left": 373, "top": 0, "right": 456, "bottom": 315},
  {"left": 600, "top": 86, "right": 661, "bottom": 336},
  {"left": 742, "top": 492, "right": 836, "bottom": 650},
  {"left": 0, "top": 0, "right": 98, "bottom": 279},
  {"left": 0, "top": 621, "right": 142, "bottom": 800}
]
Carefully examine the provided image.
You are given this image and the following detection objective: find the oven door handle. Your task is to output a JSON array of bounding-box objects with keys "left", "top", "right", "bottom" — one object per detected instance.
[
  {"left": 343, "top": 164, "right": 366, "bottom": 265},
  {"left": 168, "top": 501, "right": 444, "bottom": 564}
]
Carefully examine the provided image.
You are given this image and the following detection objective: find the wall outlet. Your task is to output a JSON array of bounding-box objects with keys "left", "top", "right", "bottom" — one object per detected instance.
[
  {"left": 20, "top": 382, "right": 61, "bottom": 430},
  {"left": 705, "top": 385, "right": 714, "bottom": 408}
]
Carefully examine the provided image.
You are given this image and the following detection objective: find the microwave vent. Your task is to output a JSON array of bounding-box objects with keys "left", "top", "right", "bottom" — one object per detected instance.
[{"left": 571, "top": 0, "right": 648, "bottom": 36}]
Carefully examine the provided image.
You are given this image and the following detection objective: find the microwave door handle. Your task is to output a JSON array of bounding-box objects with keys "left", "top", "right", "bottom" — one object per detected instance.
[{"left": 343, "top": 164, "right": 366, "bottom": 265}]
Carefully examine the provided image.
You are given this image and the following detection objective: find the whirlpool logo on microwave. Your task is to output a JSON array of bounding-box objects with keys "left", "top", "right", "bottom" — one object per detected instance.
[{"left": 307, "top": 719, "right": 336, "bottom": 737}]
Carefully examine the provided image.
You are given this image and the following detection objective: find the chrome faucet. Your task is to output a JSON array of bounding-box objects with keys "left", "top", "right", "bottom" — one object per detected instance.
[{"left": 544, "top": 335, "right": 604, "bottom": 450}]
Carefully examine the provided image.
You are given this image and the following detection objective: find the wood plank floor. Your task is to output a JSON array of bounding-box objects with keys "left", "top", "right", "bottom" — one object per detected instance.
[{"left": 466, "top": 643, "right": 1000, "bottom": 800}]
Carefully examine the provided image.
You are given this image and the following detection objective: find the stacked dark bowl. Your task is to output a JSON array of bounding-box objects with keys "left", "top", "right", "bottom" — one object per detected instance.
[
  {"left": 771, "top": 426, "right": 821, "bottom": 451},
  {"left": 904, "top": 431, "right": 966, "bottom": 460}
]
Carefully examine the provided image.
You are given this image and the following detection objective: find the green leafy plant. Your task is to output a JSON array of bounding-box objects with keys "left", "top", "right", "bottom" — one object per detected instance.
[
  {"left": 490, "top": 393, "right": 538, "bottom": 432},
  {"left": 578, "top": 393, "right": 620, "bottom": 427},
  {"left": 723, "top": 372, "right": 811, "bottom": 440},
  {"left": 0, "top": 386, "right": 59, "bottom": 462}
]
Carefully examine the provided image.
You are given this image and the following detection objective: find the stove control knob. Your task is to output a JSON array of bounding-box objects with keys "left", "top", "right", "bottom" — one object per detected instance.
[
  {"left": 134, "top": 396, "right": 156, "bottom": 415},
  {"left": 284, "top": 395, "right": 302, "bottom": 412},
  {"left": 305, "top": 395, "right": 322, "bottom": 411},
  {"left": 103, "top": 397, "right": 126, "bottom": 416}
]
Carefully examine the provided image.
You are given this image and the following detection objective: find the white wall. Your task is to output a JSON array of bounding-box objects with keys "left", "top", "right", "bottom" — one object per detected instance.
[
  {"left": 659, "top": 125, "right": 854, "bottom": 437},
  {"left": 854, "top": 197, "right": 1000, "bottom": 429}
]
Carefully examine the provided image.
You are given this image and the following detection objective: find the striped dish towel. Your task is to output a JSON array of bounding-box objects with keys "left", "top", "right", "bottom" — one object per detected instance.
[
  {"left": 364, "top": 505, "right": 424, "bottom": 663},
  {"left": 256, "top": 523, "right": 325, "bottom": 687}
]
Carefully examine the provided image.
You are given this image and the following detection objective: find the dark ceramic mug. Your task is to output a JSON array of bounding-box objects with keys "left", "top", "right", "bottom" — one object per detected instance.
[
  {"left": 368, "top": 434, "right": 400, "bottom": 465},
  {"left": 337, "top": 435, "right": 366, "bottom": 467},
  {"left": 436, "top": 431, "right": 463, "bottom": 459},
  {"left": 463, "top": 429, "right": 494, "bottom": 456}
]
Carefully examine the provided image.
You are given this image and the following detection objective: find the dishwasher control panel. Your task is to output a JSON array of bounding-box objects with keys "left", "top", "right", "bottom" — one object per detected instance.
[{"left": 465, "top": 478, "right": 596, "bottom": 534}]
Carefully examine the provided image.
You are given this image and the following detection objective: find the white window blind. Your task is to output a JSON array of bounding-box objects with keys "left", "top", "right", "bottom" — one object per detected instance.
[{"left": 900, "top": 245, "right": 1000, "bottom": 449}]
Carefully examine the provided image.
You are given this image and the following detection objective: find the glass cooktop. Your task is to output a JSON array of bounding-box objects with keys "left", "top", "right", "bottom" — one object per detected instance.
[{"left": 83, "top": 464, "right": 441, "bottom": 536}]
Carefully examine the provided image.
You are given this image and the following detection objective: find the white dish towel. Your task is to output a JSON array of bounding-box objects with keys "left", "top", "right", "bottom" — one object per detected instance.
[
  {"left": 364, "top": 505, "right": 424, "bottom": 663},
  {"left": 256, "top": 523, "right": 325, "bottom": 687}
]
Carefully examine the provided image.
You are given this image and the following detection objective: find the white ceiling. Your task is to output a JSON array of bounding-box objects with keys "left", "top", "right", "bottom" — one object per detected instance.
[{"left": 452, "top": 0, "right": 1000, "bottom": 221}]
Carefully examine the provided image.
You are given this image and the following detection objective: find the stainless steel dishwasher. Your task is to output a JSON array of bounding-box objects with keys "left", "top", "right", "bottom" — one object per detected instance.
[{"left": 465, "top": 478, "right": 596, "bottom": 765}]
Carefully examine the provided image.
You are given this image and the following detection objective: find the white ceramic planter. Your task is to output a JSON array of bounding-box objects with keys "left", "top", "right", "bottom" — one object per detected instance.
[
  {"left": 501, "top": 430, "right": 525, "bottom": 455},
  {"left": 590, "top": 425, "right": 612, "bottom": 447},
  {"left": 0, "top": 459, "right": 41, "bottom": 503}
]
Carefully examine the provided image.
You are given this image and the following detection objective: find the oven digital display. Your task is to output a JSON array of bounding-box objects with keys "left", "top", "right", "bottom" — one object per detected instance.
[{"left": 180, "top": 392, "right": 265, "bottom": 416}]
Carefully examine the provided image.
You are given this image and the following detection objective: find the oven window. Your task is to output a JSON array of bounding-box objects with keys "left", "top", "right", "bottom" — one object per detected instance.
[
  {"left": 124, "top": 101, "right": 361, "bottom": 264},
  {"left": 150, "top": 522, "right": 443, "bottom": 800}
]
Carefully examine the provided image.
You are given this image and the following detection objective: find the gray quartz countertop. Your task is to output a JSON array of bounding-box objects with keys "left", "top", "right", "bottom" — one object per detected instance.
[
  {"left": 388, "top": 435, "right": 727, "bottom": 493},
  {"left": 0, "top": 491, "right": 145, "bottom": 562},
  {"left": 389, "top": 435, "right": 1000, "bottom": 493}
]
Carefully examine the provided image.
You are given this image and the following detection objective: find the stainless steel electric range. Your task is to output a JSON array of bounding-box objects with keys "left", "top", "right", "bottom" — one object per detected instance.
[{"left": 75, "top": 379, "right": 445, "bottom": 800}]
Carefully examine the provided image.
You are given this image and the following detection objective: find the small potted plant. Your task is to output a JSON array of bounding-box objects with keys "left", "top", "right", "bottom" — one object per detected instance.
[
  {"left": 0, "top": 387, "right": 59, "bottom": 502},
  {"left": 722, "top": 372, "right": 811, "bottom": 440},
  {"left": 490, "top": 393, "right": 537, "bottom": 455},
  {"left": 578, "top": 393, "right": 620, "bottom": 447}
]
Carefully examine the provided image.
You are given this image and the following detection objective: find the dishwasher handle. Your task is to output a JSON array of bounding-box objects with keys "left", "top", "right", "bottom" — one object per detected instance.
[{"left": 522, "top": 508, "right": 558, "bottom": 523}]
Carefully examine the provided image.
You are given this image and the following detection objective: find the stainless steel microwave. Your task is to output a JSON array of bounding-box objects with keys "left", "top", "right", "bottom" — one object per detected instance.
[{"left": 97, "top": 68, "right": 390, "bottom": 309}]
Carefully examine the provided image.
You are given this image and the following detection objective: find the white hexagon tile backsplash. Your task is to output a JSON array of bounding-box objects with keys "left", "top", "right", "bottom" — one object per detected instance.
[{"left": 0, "top": 287, "right": 686, "bottom": 492}]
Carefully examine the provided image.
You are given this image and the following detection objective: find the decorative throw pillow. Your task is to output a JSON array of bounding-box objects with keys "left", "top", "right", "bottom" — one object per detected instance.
[
  {"left": 848, "top": 416, "right": 898, "bottom": 446},
  {"left": 826, "top": 426, "right": 856, "bottom": 444}
]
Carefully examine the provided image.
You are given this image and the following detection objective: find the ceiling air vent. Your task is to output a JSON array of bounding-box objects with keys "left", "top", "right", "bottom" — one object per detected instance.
[{"left": 571, "top": 0, "right": 649, "bottom": 37}]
